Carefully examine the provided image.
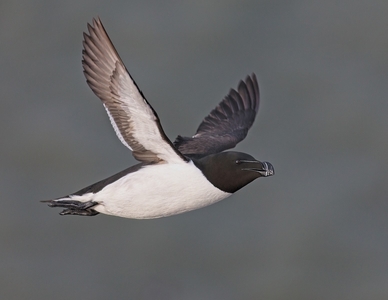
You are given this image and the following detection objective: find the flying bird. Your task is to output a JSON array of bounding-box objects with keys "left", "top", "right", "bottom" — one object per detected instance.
[{"left": 42, "top": 18, "right": 274, "bottom": 219}]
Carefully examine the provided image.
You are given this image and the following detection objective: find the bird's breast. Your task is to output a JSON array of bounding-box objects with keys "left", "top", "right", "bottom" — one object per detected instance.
[{"left": 92, "top": 161, "right": 231, "bottom": 219}]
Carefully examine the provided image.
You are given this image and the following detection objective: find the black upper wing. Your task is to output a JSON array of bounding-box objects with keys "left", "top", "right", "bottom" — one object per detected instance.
[{"left": 174, "top": 74, "right": 260, "bottom": 158}]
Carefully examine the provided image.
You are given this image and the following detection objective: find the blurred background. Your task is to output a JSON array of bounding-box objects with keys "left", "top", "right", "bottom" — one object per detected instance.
[{"left": 1, "top": 1, "right": 387, "bottom": 299}]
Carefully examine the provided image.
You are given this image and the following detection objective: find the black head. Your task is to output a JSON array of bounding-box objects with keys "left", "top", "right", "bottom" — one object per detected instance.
[{"left": 193, "top": 151, "right": 274, "bottom": 193}]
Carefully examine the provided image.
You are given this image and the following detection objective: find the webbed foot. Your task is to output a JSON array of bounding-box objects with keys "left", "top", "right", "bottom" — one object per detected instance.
[{"left": 41, "top": 199, "right": 99, "bottom": 216}]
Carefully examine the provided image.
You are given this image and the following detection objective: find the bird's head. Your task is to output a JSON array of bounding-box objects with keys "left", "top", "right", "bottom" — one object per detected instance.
[{"left": 193, "top": 151, "right": 274, "bottom": 193}]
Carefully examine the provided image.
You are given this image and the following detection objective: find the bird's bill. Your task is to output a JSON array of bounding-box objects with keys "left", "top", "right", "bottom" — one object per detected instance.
[{"left": 241, "top": 161, "right": 274, "bottom": 177}]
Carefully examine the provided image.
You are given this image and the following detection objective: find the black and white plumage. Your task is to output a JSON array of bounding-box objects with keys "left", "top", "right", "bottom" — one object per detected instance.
[
  {"left": 42, "top": 18, "right": 274, "bottom": 219},
  {"left": 82, "top": 20, "right": 186, "bottom": 164}
]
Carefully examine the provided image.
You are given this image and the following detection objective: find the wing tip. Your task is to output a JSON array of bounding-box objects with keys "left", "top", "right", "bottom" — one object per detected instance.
[{"left": 241, "top": 72, "right": 260, "bottom": 112}]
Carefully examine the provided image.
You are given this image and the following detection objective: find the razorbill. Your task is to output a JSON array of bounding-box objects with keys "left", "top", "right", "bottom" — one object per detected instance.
[{"left": 42, "top": 18, "right": 274, "bottom": 219}]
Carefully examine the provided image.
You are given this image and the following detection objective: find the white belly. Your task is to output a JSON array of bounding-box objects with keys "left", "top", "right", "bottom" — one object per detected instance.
[{"left": 89, "top": 161, "right": 231, "bottom": 219}]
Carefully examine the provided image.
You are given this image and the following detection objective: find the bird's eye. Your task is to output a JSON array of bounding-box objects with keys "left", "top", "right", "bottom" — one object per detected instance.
[{"left": 235, "top": 160, "right": 241, "bottom": 164}]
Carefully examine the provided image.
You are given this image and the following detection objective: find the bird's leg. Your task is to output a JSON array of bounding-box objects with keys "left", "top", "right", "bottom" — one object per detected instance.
[
  {"left": 41, "top": 199, "right": 100, "bottom": 216},
  {"left": 59, "top": 207, "right": 99, "bottom": 216}
]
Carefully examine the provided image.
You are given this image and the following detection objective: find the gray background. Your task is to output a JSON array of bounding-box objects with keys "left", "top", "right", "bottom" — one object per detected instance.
[{"left": 1, "top": 1, "right": 387, "bottom": 299}]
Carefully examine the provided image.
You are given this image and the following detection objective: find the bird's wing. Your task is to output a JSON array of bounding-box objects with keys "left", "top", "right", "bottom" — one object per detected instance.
[
  {"left": 82, "top": 18, "right": 187, "bottom": 164},
  {"left": 174, "top": 74, "right": 260, "bottom": 158}
]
